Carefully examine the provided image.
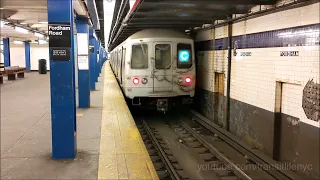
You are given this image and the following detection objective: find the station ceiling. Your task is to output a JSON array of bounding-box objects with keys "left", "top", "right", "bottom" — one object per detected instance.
[
  {"left": 0, "top": 0, "right": 105, "bottom": 45},
  {"left": 0, "top": 0, "right": 48, "bottom": 42},
  {"left": 95, "top": 0, "right": 105, "bottom": 47},
  {"left": 107, "top": 0, "right": 278, "bottom": 51}
]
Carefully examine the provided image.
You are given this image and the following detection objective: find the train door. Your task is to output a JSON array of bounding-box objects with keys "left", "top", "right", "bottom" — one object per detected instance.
[
  {"left": 152, "top": 42, "right": 174, "bottom": 92},
  {"left": 117, "top": 50, "right": 121, "bottom": 77},
  {"left": 120, "top": 47, "right": 126, "bottom": 84}
]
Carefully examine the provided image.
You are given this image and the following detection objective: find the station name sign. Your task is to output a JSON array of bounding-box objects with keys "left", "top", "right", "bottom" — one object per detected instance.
[
  {"left": 234, "top": 52, "right": 252, "bottom": 56},
  {"left": 48, "top": 23, "right": 71, "bottom": 61},
  {"left": 280, "top": 51, "right": 299, "bottom": 56}
]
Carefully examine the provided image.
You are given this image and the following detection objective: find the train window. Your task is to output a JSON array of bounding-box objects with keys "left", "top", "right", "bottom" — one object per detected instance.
[
  {"left": 177, "top": 43, "right": 192, "bottom": 69},
  {"left": 131, "top": 44, "right": 148, "bottom": 69},
  {"left": 155, "top": 44, "right": 171, "bottom": 69}
]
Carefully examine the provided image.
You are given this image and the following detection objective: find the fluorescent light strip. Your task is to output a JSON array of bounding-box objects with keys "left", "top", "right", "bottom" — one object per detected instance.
[
  {"left": 34, "top": 32, "right": 44, "bottom": 38},
  {"left": 38, "top": 40, "right": 47, "bottom": 44},
  {"left": 39, "top": 21, "right": 48, "bottom": 24},
  {"left": 15, "top": 26, "right": 29, "bottom": 34},
  {"left": 1, "top": 20, "right": 8, "bottom": 27},
  {"left": 13, "top": 40, "right": 23, "bottom": 44}
]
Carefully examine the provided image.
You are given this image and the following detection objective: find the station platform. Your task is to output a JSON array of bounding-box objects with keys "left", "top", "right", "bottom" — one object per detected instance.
[{"left": 0, "top": 63, "right": 158, "bottom": 180}]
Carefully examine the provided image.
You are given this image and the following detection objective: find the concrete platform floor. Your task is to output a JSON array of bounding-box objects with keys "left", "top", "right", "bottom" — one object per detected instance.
[{"left": 1, "top": 71, "right": 104, "bottom": 179}]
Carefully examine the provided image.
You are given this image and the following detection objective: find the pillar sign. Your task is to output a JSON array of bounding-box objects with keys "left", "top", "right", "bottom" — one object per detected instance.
[
  {"left": 48, "top": 23, "right": 71, "bottom": 61},
  {"left": 77, "top": 33, "right": 89, "bottom": 70}
]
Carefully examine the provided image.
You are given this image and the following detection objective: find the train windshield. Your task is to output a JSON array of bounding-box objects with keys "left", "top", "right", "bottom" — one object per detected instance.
[
  {"left": 155, "top": 44, "right": 171, "bottom": 69},
  {"left": 177, "top": 43, "right": 192, "bottom": 69},
  {"left": 131, "top": 44, "right": 148, "bottom": 69}
]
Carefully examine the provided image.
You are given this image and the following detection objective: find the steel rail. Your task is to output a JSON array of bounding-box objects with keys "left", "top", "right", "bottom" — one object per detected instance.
[
  {"left": 180, "top": 121, "right": 252, "bottom": 180},
  {"left": 141, "top": 120, "right": 181, "bottom": 180}
]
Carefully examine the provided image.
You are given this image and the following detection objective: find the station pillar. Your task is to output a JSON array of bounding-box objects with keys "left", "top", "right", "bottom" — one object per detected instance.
[
  {"left": 89, "top": 28, "right": 96, "bottom": 90},
  {"left": 24, "top": 41, "right": 31, "bottom": 72},
  {"left": 99, "top": 46, "right": 103, "bottom": 73},
  {"left": 94, "top": 39, "right": 99, "bottom": 82},
  {"left": 47, "top": 0, "right": 77, "bottom": 159},
  {"left": 3, "top": 38, "right": 10, "bottom": 67},
  {"left": 76, "top": 16, "right": 90, "bottom": 108}
]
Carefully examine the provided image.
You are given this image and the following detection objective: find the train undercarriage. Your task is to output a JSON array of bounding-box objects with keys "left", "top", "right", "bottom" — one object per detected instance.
[{"left": 129, "top": 96, "right": 193, "bottom": 113}]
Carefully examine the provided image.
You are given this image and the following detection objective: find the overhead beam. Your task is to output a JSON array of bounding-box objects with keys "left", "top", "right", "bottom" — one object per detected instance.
[
  {"left": 142, "top": 0, "right": 277, "bottom": 5},
  {"left": 129, "top": 16, "right": 228, "bottom": 21},
  {"left": 136, "top": 9, "right": 249, "bottom": 15},
  {"left": 128, "top": 22, "right": 207, "bottom": 26}
]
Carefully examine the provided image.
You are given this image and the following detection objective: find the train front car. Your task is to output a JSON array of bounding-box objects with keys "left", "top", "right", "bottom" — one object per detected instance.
[{"left": 112, "top": 29, "right": 196, "bottom": 112}]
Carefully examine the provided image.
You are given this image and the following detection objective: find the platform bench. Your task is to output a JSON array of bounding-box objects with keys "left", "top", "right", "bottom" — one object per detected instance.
[{"left": 5, "top": 66, "right": 27, "bottom": 80}]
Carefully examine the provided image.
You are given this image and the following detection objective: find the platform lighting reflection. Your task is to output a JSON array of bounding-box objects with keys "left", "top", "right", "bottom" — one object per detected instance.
[
  {"left": 278, "top": 29, "right": 320, "bottom": 38},
  {"left": 15, "top": 26, "right": 29, "bottom": 34},
  {"left": 178, "top": 50, "right": 190, "bottom": 62}
]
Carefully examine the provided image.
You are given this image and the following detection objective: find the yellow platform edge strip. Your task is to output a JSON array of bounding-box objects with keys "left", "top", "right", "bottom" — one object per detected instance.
[{"left": 98, "top": 62, "right": 159, "bottom": 180}]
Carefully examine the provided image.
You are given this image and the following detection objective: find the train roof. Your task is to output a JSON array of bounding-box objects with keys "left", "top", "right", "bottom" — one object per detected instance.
[{"left": 127, "top": 29, "right": 191, "bottom": 40}]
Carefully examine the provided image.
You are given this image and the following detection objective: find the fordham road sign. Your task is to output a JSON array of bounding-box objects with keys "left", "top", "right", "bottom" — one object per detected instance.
[{"left": 48, "top": 23, "right": 71, "bottom": 61}]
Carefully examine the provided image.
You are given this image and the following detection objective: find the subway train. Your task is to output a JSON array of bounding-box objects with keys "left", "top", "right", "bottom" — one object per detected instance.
[{"left": 110, "top": 29, "right": 196, "bottom": 112}]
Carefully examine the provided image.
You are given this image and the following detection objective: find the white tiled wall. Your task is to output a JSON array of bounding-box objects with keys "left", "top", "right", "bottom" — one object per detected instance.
[
  {"left": 10, "top": 44, "right": 26, "bottom": 67},
  {"left": 230, "top": 46, "right": 319, "bottom": 127},
  {"left": 9, "top": 43, "right": 50, "bottom": 70},
  {"left": 195, "top": 2, "right": 320, "bottom": 127},
  {"left": 0, "top": 53, "right": 4, "bottom": 63}
]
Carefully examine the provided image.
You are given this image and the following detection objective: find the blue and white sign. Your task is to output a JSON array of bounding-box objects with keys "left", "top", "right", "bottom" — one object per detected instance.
[{"left": 179, "top": 50, "right": 190, "bottom": 62}]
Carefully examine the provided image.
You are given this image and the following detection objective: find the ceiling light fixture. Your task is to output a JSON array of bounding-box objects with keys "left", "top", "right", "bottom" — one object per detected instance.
[
  {"left": 15, "top": 26, "right": 29, "bottom": 34},
  {"left": 13, "top": 40, "right": 24, "bottom": 44},
  {"left": 1, "top": 20, "right": 8, "bottom": 27},
  {"left": 20, "top": 22, "right": 28, "bottom": 25},
  {"left": 38, "top": 40, "right": 47, "bottom": 44},
  {"left": 39, "top": 21, "right": 48, "bottom": 24},
  {"left": 34, "top": 32, "right": 44, "bottom": 38}
]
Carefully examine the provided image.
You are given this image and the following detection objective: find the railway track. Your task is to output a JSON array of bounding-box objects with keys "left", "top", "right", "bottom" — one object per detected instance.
[
  {"left": 189, "top": 110, "right": 302, "bottom": 180},
  {"left": 135, "top": 110, "right": 301, "bottom": 180},
  {"left": 137, "top": 120, "right": 187, "bottom": 180}
]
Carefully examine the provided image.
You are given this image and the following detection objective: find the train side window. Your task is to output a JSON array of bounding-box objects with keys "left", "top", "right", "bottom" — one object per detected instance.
[
  {"left": 155, "top": 44, "right": 171, "bottom": 69},
  {"left": 177, "top": 43, "right": 192, "bottom": 69},
  {"left": 131, "top": 44, "right": 148, "bottom": 69}
]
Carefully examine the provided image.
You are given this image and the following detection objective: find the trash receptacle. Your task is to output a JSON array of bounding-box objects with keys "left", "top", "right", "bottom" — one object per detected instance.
[{"left": 38, "top": 59, "right": 47, "bottom": 74}]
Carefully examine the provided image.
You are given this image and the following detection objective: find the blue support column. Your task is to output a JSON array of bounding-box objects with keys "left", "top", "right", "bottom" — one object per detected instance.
[
  {"left": 24, "top": 42, "right": 31, "bottom": 72},
  {"left": 76, "top": 16, "right": 90, "bottom": 108},
  {"left": 99, "top": 46, "right": 103, "bottom": 72},
  {"left": 89, "top": 28, "right": 96, "bottom": 90},
  {"left": 94, "top": 39, "right": 99, "bottom": 82},
  {"left": 3, "top": 38, "right": 10, "bottom": 67},
  {"left": 47, "top": 0, "right": 77, "bottom": 159}
]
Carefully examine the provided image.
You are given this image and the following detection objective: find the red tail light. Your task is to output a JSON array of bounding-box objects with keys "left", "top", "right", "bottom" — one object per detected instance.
[
  {"left": 185, "top": 77, "right": 192, "bottom": 85},
  {"left": 133, "top": 78, "right": 139, "bottom": 85}
]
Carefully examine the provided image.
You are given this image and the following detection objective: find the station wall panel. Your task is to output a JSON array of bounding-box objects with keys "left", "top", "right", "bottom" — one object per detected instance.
[
  {"left": 9, "top": 44, "right": 25, "bottom": 67},
  {"left": 30, "top": 44, "right": 50, "bottom": 70},
  {"left": 0, "top": 52, "right": 4, "bottom": 63},
  {"left": 194, "top": 2, "right": 319, "bottom": 178}
]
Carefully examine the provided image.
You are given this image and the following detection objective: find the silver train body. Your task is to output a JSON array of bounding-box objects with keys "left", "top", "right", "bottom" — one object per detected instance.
[{"left": 110, "top": 29, "right": 196, "bottom": 111}]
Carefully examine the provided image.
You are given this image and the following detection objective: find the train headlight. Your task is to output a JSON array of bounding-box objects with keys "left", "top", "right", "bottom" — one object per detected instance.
[
  {"left": 178, "top": 77, "right": 183, "bottom": 84},
  {"left": 142, "top": 78, "right": 148, "bottom": 84},
  {"left": 185, "top": 77, "right": 192, "bottom": 85},
  {"left": 133, "top": 78, "right": 139, "bottom": 85}
]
